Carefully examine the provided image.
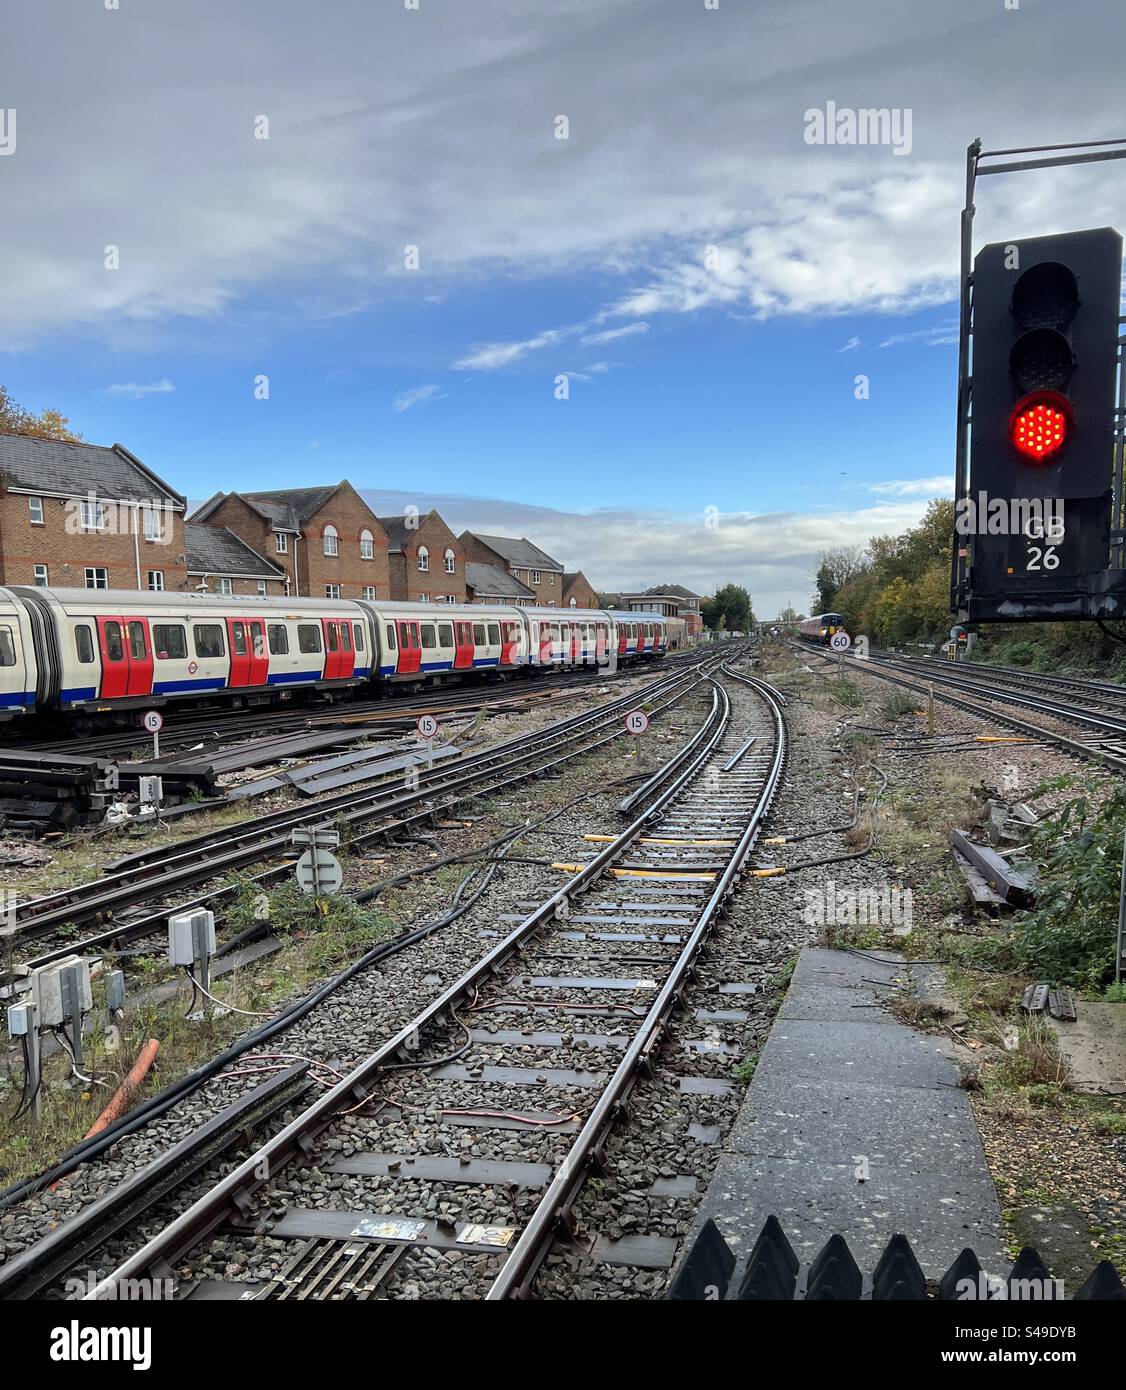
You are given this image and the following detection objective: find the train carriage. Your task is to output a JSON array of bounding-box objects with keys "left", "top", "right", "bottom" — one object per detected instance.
[
  {"left": 363, "top": 601, "right": 525, "bottom": 684},
  {"left": 606, "top": 610, "right": 668, "bottom": 661},
  {"left": 7, "top": 588, "right": 374, "bottom": 712},
  {"left": 799, "top": 612, "right": 846, "bottom": 645}
]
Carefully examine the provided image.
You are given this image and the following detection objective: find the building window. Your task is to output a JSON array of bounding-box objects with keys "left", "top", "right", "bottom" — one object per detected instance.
[
  {"left": 569, "top": 596, "right": 577, "bottom": 607},
  {"left": 147, "top": 570, "right": 164, "bottom": 592},
  {"left": 28, "top": 496, "right": 44, "bottom": 525},
  {"left": 81, "top": 500, "right": 107, "bottom": 532},
  {"left": 445, "top": 594, "right": 457, "bottom": 604},
  {"left": 142, "top": 507, "right": 163, "bottom": 542},
  {"left": 33, "top": 563, "right": 48, "bottom": 586},
  {"left": 323, "top": 524, "right": 339, "bottom": 557},
  {"left": 419, "top": 593, "right": 431, "bottom": 603},
  {"left": 218, "top": 578, "right": 233, "bottom": 596},
  {"left": 444, "top": 548, "right": 455, "bottom": 574},
  {"left": 275, "top": 532, "right": 288, "bottom": 554},
  {"left": 547, "top": 571, "right": 555, "bottom": 586},
  {"left": 85, "top": 566, "right": 108, "bottom": 589},
  {"left": 325, "top": 584, "right": 341, "bottom": 599},
  {"left": 360, "top": 530, "right": 374, "bottom": 560},
  {"left": 417, "top": 546, "right": 429, "bottom": 572},
  {"left": 530, "top": 569, "right": 541, "bottom": 584},
  {"left": 257, "top": 580, "right": 267, "bottom": 595},
  {"left": 363, "top": 585, "right": 376, "bottom": 600},
  {"left": 547, "top": 600, "right": 556, "bottom": 608}
]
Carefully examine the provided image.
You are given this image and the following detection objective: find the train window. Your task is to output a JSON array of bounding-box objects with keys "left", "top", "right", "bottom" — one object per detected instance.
[
  {"left": 128, "top": 622, "right": 147, "bottom": 660},
  {"left": 268, "top": 624, "right": 289, "bottom": 655},
  {"left": 353, "top": 623, "right": 364, "bottom": 652},
  {"left": 385, "top": 624, "right": 396, "bottom": 650},
  {"left": 251, "top": 624, "right": 266, "bottom": 659},
  {"left": 421, "top": 624, "right": 436, "bottom": 649},
  {"left": 473, "top": 623, "right": 485, "bottom": 645},
  {"left": 0, "top": 627, "right": 14, "bottom": 666},
  {"left": 298, "top": 624, "right": 322, "bottom": 654},
  {"left": 438, "top": 623, "right": 453, "bottom": 648},
  {"left": 152, "top": 625, "right": 187, "bottom": 660},
  {"left": 340, "top": 622, "right": 352, "bottom": 652},
  {"left": 231, "top": 622, "right": 247, "bottom": 657},
  {"left": 74, "top": 625, "right": 95, "bottom": 664},
  {"left": 487, "top": 622, "right": 500, "bottom": 645},
  {"left": 103, "top": 621, "right": 124, "bottom": 662},
  {"left": 326, "top": 623, "right": 338, "bottom": 653},
  {"left": 194, "top": 624, "right": 224, "bottom": 659}
]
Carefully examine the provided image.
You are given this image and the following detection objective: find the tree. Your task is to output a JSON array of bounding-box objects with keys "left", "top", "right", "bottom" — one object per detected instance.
[
  {"left": 0, "top": 385, "right": 82, "bottom": 441},
  {"left": 703, "top": 583, "right": 754, "bottom": 633},
  {"left": 812, "top": 544, "right": 868, "bottom": 612}
]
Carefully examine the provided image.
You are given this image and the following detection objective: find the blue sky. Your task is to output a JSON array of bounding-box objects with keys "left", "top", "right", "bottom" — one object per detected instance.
[{"left": 2, "top": 0, "right": 1124, "bottom": 614}]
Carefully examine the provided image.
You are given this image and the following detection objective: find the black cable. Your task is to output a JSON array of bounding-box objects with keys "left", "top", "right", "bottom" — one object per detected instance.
[{"left": 1097, "top": 619, "right": 1126, "bottom": 646}]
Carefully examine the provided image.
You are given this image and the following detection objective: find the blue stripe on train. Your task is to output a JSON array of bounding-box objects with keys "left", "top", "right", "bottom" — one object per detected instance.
[
  {"left": 153, "top": 677, "right": 227, "bottom": 694},
  {"left": 472, "top": 657, "right": 499, "bottom": 667},
  {"left": 0, "top": 691, "right": 34, "bottom": 707},
  {"left": 60, "top": 687, "right": 98, "bottom": 703},
  {"left": 421, "top": 660, "right": 453, "bottom": 672},
  {"left": 267, "top": 670, "right": 322, "bottom": 685}
]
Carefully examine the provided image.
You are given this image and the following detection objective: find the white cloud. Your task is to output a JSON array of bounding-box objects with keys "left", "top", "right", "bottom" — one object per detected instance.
[
  {"left": 359, "top": 485, "right": 937, "bottom": 620},
  {"left": 867, "top": 476, "right": 954, "bottom": 498},
  {"left": 879, "top": 323, "right": 959, "bottom": 348},
  {"left": 106, "top": 379, "right": 175, "bottom": 399},
  {"left": 580, "top": 321, "right": 649, "bottom": 346},
  {"left": 392, "top": 383, "right": 444, "bottom": 412},
  {"left": 453, "top": 328, "right": 570, "bottom": 371},
  {"left": 837, "top": 336, "right": 862, "bottom": 353}
]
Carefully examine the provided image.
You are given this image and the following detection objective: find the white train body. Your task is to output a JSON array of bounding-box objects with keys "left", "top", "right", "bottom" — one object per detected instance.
[{"left": 0, "top": 588, "right": 669, "bottom": 720}]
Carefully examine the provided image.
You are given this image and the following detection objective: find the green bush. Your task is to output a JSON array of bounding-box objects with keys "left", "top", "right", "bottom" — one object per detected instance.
[{"left": 1006, "top": 775, "right": 1124, "bottom": 989}]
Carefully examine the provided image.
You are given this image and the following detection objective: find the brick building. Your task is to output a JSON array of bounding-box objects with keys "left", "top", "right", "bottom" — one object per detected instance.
[
  {"left": 464, "top": 562, "right": 535, "bottom": 606},
  {"left": 191, "top": 481, "right": 390, "bottom": 600},
  {"left": 621, "top": 584, "right": 704, "bottom": 644},
  {"left": 184, "top": 523, "right": 288, "bottom": 596},
  {"left": 458, "top": 532, "right": 564, "bottom": 606},
  {"left": 0, "top": 432, "right": 187, "bottom": 591},
  {"left": 562, "top": 570, "right": 598, "bottom": 609},
  {"left": 377, "top": 510, "right": 466, "bottom": 604}
]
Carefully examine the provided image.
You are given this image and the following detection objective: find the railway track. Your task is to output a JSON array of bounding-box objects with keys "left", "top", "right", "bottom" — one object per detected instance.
[
  {"left": 5, "top": 656, "right": 728, "bottom": 975},
  {"left": 796, "top": 642, "right": 1126, "bottom": 774},
  {"left": 18, "top": 660, "right": 783, "bottom": 1302}
]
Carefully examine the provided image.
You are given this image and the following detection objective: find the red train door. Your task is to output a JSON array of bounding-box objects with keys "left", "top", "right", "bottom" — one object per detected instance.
[
  {"left": 247, "top": 618, "right": 269, "bottom": 685},
  {"left": 453, "top": 620, "right": 474, "bottom": 669},
  {"left": 637, "top": 624, "right": 647, "bottom": 654},
  {"left": 501, "top": 619, "right": 519, "bottom": 667},
  {"left": 617, "top": 623, "right": 628, "bottom": 657},
  {"left": 227, "top": 619, "right": 251, "bottom": 686},
  {"left": 596, "top": 622, "right": 608, "bottom": 664},
  {"left": 323, "top": 619, "right": 341, "bottom": 680},
  {"left": 96, "top": 616, "right": 128, "bottom": 698},
  {"left": 123, "top": 617, "right": 154, "bottom": 696},
  {"left": 337, "top": 619, "right": 355, "bottom": 678},
  {"left": 396, "top": 620, "right": 421, "bottom": 674},
  {"left": 538, "top": 621, "right": 553, "bottom": 665}
]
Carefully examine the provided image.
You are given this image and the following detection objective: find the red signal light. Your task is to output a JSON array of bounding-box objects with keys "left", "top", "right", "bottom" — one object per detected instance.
[{"left": 1008, "top": 390, "right": 1072, "bottom": 462}]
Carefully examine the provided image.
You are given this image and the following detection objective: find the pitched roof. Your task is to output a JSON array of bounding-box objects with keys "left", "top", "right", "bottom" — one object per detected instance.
[
  {"left": 185, "top": 523, "right": 286, "bottom": 579},
  {"left": 466, "top": 532, "right": 562, "bottom": 571},
  {"left": 645, "top": 583, "right": 700, "bottom": 599},
  {"left": 0, "top": 433, "right": 185, "bottom": 506},
  {"left": 464, "top": 562, "right": 535, "bottom": 600},
  {"left": 190, "top": 483, "right": 353, "bottom": 531}
]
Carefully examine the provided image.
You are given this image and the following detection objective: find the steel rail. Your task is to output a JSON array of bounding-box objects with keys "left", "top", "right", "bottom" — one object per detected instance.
[
  {"left": 485, "top": 666, "right": 786, "bottom": 1298},
  {"left": 798, "top": 644, "right": 1126, "bottom": 774},
  {"left": 6, "top": 661, "right": 718, "bottom": 946},
  {"left": 83, "top": 675, "right": 737, "bottom": 1300}
]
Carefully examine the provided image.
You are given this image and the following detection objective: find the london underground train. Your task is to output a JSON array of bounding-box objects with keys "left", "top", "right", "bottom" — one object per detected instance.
[{"left": 0, "top": 587, "right": 668, "bottom": 723}]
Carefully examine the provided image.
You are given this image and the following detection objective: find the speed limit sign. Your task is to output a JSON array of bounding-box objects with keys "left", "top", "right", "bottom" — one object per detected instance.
[
  {"left": 829, "top": 631, "right": 852, "bottom": 654},
  {"left": 416, "top": 714, "right": 440, "bottom": 739},
  {"left": 143, "top": 710, "right": 164, "bottom": 733},
  {"left": 624, "top": 709, "right": 650, "bottom": 735}
]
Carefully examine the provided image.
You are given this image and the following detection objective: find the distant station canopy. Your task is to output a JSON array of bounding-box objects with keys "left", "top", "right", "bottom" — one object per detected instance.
[{"left": 953, "top": 225, "right": 1125, "bottom": 624}]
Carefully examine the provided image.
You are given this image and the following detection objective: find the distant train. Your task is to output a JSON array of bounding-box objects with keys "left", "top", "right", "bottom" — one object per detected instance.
[
  {"left": 798, "top": 612, "right": 846, "bottom": 645},
  {"left": 0, "top": 587, "right": 669, "bottom": 723}
]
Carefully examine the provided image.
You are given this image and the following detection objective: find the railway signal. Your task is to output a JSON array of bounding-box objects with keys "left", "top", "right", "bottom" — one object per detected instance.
[{"left": 961, "top": 224, "right": 1124, "bottom": 621}]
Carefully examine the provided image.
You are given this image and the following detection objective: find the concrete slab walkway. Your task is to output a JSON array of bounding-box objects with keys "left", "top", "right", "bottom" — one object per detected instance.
[{"left": 690, "top": 947, "right": 1006, "bottom": 1283}]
